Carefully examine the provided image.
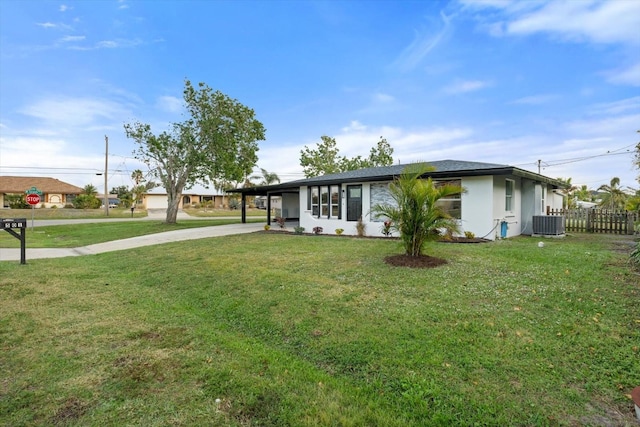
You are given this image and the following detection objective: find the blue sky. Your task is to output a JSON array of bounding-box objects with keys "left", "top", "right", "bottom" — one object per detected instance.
[{"left": 1, "top": 0, "right": 639, "bottom": 193}]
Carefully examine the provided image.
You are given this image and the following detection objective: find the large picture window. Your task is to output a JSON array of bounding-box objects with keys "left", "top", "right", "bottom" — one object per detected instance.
[{"left": 308, "top": 185, "right": 341, "bottom": 219}]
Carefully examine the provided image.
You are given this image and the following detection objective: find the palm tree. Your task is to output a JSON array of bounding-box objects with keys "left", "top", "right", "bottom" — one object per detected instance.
[
  {"left": 82, "top": 184, "right": 98, "bottom": 196},
  {"left": 131, "top": 169, "right": 144, "bottom": 186},
  {"left": 575, "top": 185, "right": 593, "bottom": 203},
  {"left": 371, "top": 163, "right": 462, "bottom": 257},
  {"left": 597, "top": 177, "right": 627, "bottom": 210},
  {"left": 251, "top": 168, "right": 280, "bottom": 186},
  {"left": 556, "top": 177, "right": 578, "bottom": 209}
]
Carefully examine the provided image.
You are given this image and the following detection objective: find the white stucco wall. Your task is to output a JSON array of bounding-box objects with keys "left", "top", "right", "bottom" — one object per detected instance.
[
  {"left": 490, "top": 176, "right": 523, "bottom": 238},
  {"left": 461, "top": 176, "right": 495, "bottom": 239}
]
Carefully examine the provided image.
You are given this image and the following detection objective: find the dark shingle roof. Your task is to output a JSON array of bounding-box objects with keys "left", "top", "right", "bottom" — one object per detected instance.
[{"left": 231, "top": 159, "right": 568, "bottom": 195}]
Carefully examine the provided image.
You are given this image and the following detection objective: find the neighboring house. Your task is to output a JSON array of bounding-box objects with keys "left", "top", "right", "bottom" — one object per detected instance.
[
  {"left": 141, "top": 187, "right": 230, "bottom": 210},
  {"left": 0, "top": 176, "right": 84, "bottom": 208},
  {"left": 230, "top": 160, "right": 568, "bottom": 240}
]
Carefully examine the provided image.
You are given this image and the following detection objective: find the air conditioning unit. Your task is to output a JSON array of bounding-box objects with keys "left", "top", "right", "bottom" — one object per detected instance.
[{"left": 532, "top": 215, "right": 565, "bottom": 236}]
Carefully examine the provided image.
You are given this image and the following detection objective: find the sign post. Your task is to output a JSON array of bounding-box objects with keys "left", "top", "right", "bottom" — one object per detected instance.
[
  {"left": 25, "top": 187, "right": 43, "bottom": 230},
  {"left": 1, "top": 218, "right": 27, "bottom": 264}
]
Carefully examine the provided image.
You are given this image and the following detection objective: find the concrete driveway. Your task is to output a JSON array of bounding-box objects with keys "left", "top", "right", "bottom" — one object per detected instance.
[{"left": 0, "top": 222, "right": 264, "bottom": 262}]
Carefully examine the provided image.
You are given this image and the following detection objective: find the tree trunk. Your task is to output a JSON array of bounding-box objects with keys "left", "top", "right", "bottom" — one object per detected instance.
[{"left": 165, "top": 190, "right": 181, "bottom": 224}]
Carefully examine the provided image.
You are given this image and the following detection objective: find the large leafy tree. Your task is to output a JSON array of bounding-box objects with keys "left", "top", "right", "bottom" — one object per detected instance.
[
  {"left": 597, "top": 177, "right": 627, "bottom": 210},
  {"left": 124, "top": 80, "right": 265, "bottom": 223},
  {"left": 371, "top": 163, "right": 462, "bottom": 257},
  {"left": 300, "top": 136, "right": 394, "bottom": 178}
]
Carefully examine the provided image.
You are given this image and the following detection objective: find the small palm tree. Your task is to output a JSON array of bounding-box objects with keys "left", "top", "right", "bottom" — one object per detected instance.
[
  {"left": 598, "top": 177, "right": 627, "bottom": 210},
  {"left": 556, "top": 177, "right": 578, "bottom": 208},
  {"left": 372, "top": 163, "right": 462, "bottom": 257},
  {"left": 251, "top": 168, "right": 280, "bottom": 186}
]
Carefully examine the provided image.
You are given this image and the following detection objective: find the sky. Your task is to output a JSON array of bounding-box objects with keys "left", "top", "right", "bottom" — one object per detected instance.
[{"left": 1, "top": 0, "right": 639, "bottom": 195}]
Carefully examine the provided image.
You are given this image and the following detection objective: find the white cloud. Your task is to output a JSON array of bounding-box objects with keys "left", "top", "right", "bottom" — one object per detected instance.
[
  {"left": 506, "top": 1, "right": 640, "bottom": 45},
  {"left": 588, "top": 96, "right": 640, "bottom": 116},
  {"left": 36, "top": 22, "right": 57, "bottom": 29},
  {"left": 19, "top": 97, "right": 130, "bottom": 129},
  {"left": 509, "top": 94, "right": 559, "bottom": 105},
  {"left": 443, "top": 79, "right": 491, "bottom": 94},
  {"left": 97, "top": 40, "right": 118, "bottom": 49},
  {"left": 605, "top": 62, "right": 640, "bottom": 87},
  {"left": 59, "top": 5, "right": 69, "bottom": 12},
  {"left": 466, "top": 0, "right": 640, "bottom": 46},
  {"left": 391, "top": 11, "right": 452, "bottom": 72},
  {"left": 156, "top": 96, "right": 183, "bottom": 113},
  {"left": 59, "top": 35, "right": 85, "bottom": 43}
]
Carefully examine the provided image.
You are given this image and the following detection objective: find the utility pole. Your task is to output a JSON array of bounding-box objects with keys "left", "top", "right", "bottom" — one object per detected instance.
[
  {"left": 537, "top": 159, "right": 541, "bottom": 174},
  {"left": 104, "top": 135, "right": 109, "bottom": 216}
]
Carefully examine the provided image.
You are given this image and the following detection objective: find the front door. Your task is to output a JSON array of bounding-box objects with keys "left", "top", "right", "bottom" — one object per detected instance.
[{"left": 346, "top": 185, "right": 362, "bottom": 221}]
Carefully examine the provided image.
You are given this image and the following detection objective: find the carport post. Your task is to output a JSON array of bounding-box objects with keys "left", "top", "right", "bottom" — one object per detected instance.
[{"left": 241, "top": 193, "right": 247, "bottom": 223}]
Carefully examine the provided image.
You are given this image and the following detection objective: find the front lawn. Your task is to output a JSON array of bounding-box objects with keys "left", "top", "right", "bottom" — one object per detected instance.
[
  {"left": 0, "top": 219, "right": 264, "bottom": 248},
  {"left": 1, "top": 233, "right": 638, "bottom": 425}
]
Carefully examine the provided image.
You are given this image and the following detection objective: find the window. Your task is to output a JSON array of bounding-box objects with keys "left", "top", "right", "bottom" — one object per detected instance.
[
  {"left": 330, "top": 185, "right": 340, "bottom": 217},
  {"left": 435, "top": 179, "right": 462, "bottom": 219},
  {"left": 320, "top": 186, "right": 329, "bottom": 216},
  {"left": 310, "top": 187, "right": 319, "bottom": 216},
  {"left": 505, "top": 179, "right": 514, "bottom": 212},
  {"left": 308, "top": 185, "right": 341, "bottom": 219}
]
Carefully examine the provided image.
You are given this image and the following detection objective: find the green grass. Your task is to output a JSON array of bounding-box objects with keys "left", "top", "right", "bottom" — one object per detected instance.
[
  {"left": 0, "top": 207, "right": 148, "bottom": 219},
  {"left": 183, "top": 208, "right": 268, "bottom": 217},
  {"left": 0, "top": 219, "right": 264, "bottom": 248},
  {"left": 1, "top": 233, "right": 638, "bottom": 425}
]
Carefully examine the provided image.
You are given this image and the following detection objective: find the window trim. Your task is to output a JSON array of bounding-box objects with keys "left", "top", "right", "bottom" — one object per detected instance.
[{"left": 308, "top": 185, "right": 341, "bottom": 219}]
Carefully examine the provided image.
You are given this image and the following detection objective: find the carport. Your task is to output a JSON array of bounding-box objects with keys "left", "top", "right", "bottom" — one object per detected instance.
[{"left": 228, "top": 183, "right": 300, "bottom": 225}]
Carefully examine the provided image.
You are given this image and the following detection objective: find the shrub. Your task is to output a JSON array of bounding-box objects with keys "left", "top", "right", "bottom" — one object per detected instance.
[
  {"left": 294, "top": 226, "right": 305, "bottom": 235},
  {"left": 312, "top": 226, "right": 323, "bottom": 235},
  {"left": 228, "top": 198, "right": 241, "bottom": 210},
  {"left": 274, "top": 217, "right": 286, "bottom": 229},
  {"left": 335, "top": 228, "right": 344, "bottom": 235},
  {"left": 73, "top": 194, "right": 101, "bottom": 209},
  {"left": 6, "top": 194, "right": 29, "bottom": 209},
  {"left": 356, "top": 216, "right": 366, "bottom": 237},
  {"left": 50, "top": 205, "right": 58, "bottom": 209},
  {"left": 264, "top": 224, "right": 271, "bottom": 231},
  {"left": 464, "top": 231, "right": 475, "bottom": 239}
]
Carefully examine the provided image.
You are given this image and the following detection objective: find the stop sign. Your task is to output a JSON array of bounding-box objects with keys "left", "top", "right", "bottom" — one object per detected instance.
[{"left": 26, "top": 194, "right": 41, "bottom": 205}]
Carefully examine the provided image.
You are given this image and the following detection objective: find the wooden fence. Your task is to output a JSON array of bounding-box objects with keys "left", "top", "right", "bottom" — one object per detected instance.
[{"left": 547, "top": 208, "right": 639, "bottom": 235}]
